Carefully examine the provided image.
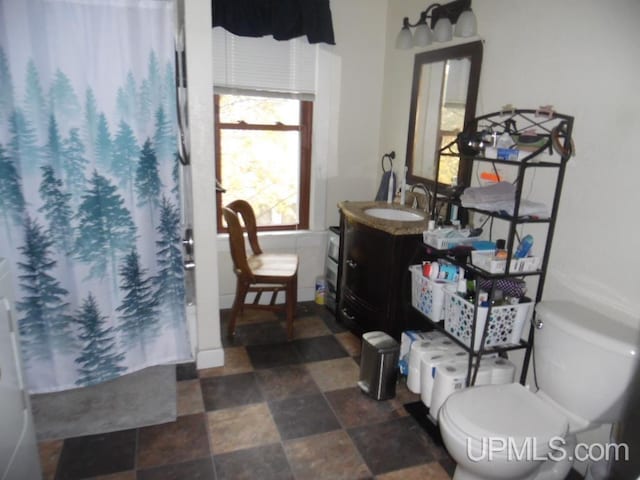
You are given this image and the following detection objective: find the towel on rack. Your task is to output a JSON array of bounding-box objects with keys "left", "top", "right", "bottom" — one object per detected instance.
[{"left": 375, "top": 171, "right": 396, "bottom": 202}]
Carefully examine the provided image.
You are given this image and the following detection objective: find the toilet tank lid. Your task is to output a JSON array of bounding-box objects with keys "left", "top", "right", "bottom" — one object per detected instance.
[{"left": 536, "top": 300, "right": 639, "bottom": 357}]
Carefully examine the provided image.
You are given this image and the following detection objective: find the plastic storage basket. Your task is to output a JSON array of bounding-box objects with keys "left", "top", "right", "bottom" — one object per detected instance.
[
  {"left": 423, "top": 230, "right": 476, "bottom": 250},
  {"left": 409, "top": 265, "right": 455, "bottom": 321},
  {"left": 443, "top": 290, "right": 531, "bottom": 351},
  {"left": 471, "top": 250, "right": 541, "bottom": 274}
]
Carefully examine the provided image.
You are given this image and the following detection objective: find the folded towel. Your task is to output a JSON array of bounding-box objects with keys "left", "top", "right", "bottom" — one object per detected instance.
[
  {"left": 460, "top": 182, "right": 549, "bottom": 217},
  {"left": 460, "top": 182, "right": 515, "bottom": 204}
]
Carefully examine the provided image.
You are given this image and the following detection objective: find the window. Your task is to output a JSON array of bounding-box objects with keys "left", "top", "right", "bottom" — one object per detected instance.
[{"left": 215, "top": 92, "right": 312, "bottom": 231}]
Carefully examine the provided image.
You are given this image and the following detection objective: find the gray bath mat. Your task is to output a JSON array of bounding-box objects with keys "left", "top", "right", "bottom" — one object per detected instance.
[{"left": 30, "top": 365, "right": 177, "bottom": 441}]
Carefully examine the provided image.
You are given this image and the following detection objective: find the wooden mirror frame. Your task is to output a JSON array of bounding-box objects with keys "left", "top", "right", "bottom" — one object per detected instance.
[{"left": 405, "top": 41, "right": 483, "bottom": 193}]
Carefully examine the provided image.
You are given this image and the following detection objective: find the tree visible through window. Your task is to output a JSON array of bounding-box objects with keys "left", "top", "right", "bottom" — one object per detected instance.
[{"left": 215, "top": 93, "right": 312, "bottom": 231}]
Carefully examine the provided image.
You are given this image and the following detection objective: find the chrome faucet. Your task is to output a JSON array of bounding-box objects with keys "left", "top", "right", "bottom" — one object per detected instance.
[{"left": 409, "top": 183, "right": 433, "bottom": 214}]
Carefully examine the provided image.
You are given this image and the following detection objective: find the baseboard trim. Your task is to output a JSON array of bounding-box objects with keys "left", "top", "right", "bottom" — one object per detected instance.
[{"left": 196, "top": 347, "right": 224, "bottom": 369}]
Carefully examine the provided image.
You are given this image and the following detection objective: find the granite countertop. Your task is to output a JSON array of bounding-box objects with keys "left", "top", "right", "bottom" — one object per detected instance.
[{"left": 338, "top": 200, "right": 428, "bottom": 235}]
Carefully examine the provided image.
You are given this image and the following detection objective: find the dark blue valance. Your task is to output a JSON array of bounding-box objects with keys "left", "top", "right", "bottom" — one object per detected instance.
[{"left": 212, "top": 0, "right": 336, "bottom": 45}]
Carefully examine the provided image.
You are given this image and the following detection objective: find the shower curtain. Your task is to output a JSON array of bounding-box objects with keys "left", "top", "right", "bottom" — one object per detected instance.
[{"left": 0, "top": 0, "right": 191, "bottom": 393}]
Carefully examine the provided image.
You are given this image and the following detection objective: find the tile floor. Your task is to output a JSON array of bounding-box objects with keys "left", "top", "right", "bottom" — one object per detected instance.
[
  {"left": 37, "top": 301, "right": 583, "bottom": 479},
  {"left": 38, "top": 302, "right": 454, "bottom": 480}
]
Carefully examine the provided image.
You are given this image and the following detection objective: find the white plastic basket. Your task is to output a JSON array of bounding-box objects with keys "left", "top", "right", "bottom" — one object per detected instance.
[
  {"left": 409, "top": 265, "right": 455, "bottom": 321},
  {"left": 443, "top": 290, "right": 531, "bottom": 351},
  {"left": 423, "top": 230, "right": 476, "bottom": 250},
  {"left": 471, "top": 250, "right": 542, "bottom": 274}
]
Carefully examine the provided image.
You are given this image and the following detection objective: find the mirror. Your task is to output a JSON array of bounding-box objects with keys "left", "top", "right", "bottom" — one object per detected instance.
[{"left": 406, "top": 41, "right": 482, "bottom": 190}]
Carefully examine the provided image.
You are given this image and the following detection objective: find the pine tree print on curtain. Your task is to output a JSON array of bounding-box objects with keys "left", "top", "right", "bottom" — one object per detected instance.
[
  {"left": 154, "top": 196, "right": 187, "bottom": 341},
  {"left": 0, "top": 0, "right": 191, "bottom": 393},
  {"left": 117, "top": 248, "right": 160, "bottom": 358},
  {"left": 0, "top": 143, "right": 25, "bottom": 239},
  {"left": 38, "top": 165, "right": 74, "bottom": 256},
  {"left": 75, "top": 293, "right": 126, "bottom": 386},
  {"left": 136, "top": 138, "right": 163, "bottom": 219},
  {"left": 75, "top": 170, "right": 137, "bottom": 283},
  {"left": 16, "top": 217, "right": 76, "bottom": 369}
]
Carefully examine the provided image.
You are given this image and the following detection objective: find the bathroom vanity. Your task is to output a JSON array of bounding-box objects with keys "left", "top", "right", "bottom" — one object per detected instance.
[{"left": 337, "top": 201, "right": 427, "bottom": 340}]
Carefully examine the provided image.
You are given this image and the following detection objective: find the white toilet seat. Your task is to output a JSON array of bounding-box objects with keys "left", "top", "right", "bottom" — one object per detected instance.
[{"left": 441, "top": 383, "right": 568, "bottom": 456}]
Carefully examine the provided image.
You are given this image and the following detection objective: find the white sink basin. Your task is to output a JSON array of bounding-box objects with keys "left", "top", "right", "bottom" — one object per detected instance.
[{"left": 364, "top": 207, "right": 425, "bottom": 222}]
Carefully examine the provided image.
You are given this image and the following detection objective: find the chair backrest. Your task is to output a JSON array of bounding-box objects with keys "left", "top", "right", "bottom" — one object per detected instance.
[{"left": 222, "top": 200, "right": 263, "bottom": 278}]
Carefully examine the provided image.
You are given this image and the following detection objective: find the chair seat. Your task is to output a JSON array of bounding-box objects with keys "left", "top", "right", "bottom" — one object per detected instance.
[{"left": 248, "top": 253, "right": 298, "bottom": 279}]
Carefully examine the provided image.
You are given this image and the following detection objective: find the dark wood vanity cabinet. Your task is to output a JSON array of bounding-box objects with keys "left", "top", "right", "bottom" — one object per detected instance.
[{"left": 337, "top": 213, "right": 424, "bottom": 340}]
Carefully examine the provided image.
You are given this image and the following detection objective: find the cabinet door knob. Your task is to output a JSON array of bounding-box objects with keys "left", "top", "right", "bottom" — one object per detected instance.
[
  {"left": 341, "top": 308, "right": 356, "bottom": 321},
  {"left": 346, "top": 259, "right": 358, "bottom": 269},
  {"left": 532, "top": 317, "right": 544, "bottom": 329}
]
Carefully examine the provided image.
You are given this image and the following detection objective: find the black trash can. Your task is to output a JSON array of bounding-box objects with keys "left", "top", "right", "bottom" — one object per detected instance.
[{"left": 358, "top": 331, "right": 400, "bottom": 400}]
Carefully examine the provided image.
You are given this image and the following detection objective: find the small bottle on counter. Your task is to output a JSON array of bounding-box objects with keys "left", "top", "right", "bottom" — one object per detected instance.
[
  {"left": 514, "top": 234, "right": 534, "bottom": 259},
  {"left": 492, "top": 289, "right": 505, "bottom": 306},
  {"left": 315, "top": 277, "right": 326, "bottom": 305},
  {"left": 478, "top": 290, "right": 489, "bottom": 307},
  {"left": 466, "top": 278, "right": 476, "bottom": 303},
  {"left": 456, "top": 276, "right": 467, "bottom": 297}
]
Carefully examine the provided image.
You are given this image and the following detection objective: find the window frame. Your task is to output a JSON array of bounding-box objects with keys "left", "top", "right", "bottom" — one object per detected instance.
[{"left": 214, "top": 93, "right": 312, "bottom": 233}]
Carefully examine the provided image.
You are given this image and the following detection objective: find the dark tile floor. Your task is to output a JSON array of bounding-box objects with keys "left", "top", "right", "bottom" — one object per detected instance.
[
  {"left": 38, "top": 302, "right": 453, "bottom": 480},
  {"left": 38, "top": 301, "right": 583, "bottom": 479}
]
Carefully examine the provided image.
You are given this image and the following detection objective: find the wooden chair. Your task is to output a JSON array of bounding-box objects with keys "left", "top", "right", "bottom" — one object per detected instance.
[{"left": 222, "top": 199, "right": 299, "bottom": 339}]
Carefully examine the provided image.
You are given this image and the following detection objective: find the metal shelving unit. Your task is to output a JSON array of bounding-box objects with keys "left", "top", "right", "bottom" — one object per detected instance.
[{"left": 415, "top": 108, "right": 575, "bottom": 386}]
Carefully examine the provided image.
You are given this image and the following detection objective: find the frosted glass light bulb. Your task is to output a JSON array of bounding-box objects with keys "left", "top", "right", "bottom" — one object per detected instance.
[
  {"left": 454, "top": 10, "right": 477, "bottom": 37},
  {"left": 433, "top": 17, "right": 453, "bottom": 42},
  {"left": 413, "top": 23, "right": 432, "bottom": 47},
  {"left": 395, "top": 27, "right": 413, "bottom": 50}
]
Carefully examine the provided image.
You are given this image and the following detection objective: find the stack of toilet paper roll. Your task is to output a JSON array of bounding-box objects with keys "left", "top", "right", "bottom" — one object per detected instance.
[
  {"left": 428, "top": 357, "right": 516, "bottom": 422},
  {"left": 399, "top": 330, "right": 443, "bottom": 376},
  {"left": 406, "top": 333, "right": 461, "bottom": 393},
  {"left": 401, "top": 329, "right": 517, "bottom": 424},
  {"left": 420, "top": 348, "right": 469, "bottom": 407}
]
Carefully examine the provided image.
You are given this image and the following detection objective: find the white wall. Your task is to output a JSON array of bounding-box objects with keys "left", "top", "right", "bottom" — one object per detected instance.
[
  {"left": 380, "top": 0, "right": 640, "bottom": 325},
  {"left": 474, "top": 0, "right": 640, "bottom": 325},
  {"left": 322, "top": 0, "right": 390, "bottom": 227}
]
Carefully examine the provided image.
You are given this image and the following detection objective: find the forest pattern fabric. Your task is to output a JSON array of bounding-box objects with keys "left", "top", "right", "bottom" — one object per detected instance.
[{"left": 0, "top": 0, "right": 191, "bottom": 393}]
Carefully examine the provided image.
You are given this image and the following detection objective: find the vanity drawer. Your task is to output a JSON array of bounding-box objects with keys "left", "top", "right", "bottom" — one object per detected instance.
[
  {"left": 338, "top": 289, "right": 383, "bottom": 334},
  {"left": 342, "top": 220, "right": 393, "bottom": 309},
  {"left": 327, "top": 230, "right": 340, "bottom": 262},
  {"left": 325, "top": 259, "right": 338, "bottom": 289}
]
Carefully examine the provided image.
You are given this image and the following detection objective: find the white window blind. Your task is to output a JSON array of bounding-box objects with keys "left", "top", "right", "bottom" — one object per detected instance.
[{"left": 212, "top": 28, "right": 317, "bottom": 97}]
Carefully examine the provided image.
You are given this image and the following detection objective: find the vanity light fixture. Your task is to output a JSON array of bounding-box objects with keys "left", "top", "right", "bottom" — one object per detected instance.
[{"left": 395, "top": 0, "right": 477, "bottom": 50}]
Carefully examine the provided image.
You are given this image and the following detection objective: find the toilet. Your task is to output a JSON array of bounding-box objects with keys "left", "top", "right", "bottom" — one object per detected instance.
[{"left": 438, "top": 300, "right": 639, "bottom": 480}]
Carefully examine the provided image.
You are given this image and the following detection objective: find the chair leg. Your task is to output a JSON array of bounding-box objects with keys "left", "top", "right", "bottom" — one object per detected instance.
[
  {"left": 229, "top": 279, "right": 249, "bottom": 337},
  {"left": 285, "top": 274, "right": 297, "bottom": 340},
  {"left": 292, "top": 274, "right": 298, "bottom": 313}
]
